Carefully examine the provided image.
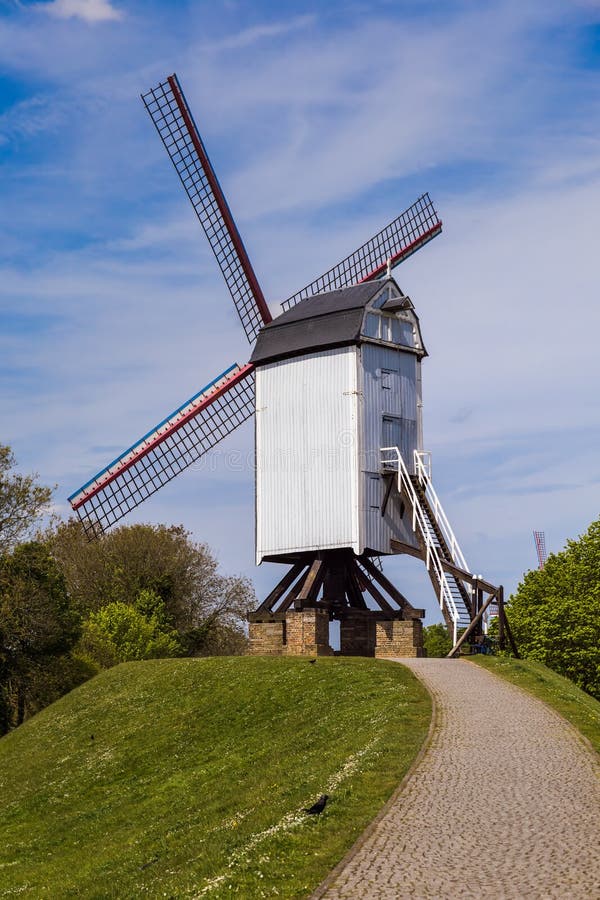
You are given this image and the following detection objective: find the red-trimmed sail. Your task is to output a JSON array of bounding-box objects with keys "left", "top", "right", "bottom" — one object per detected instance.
[
  {"left": 281, "top": 194, "right": 441, "bottom": 311},
  {"left": 142, "top": 74, "right": 271, "bottom": 344},
  {"left": 69, "top": 363, "right": 255, "bottom": 537}
]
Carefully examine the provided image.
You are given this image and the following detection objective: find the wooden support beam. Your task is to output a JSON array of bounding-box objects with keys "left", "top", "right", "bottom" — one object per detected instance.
[
  {"left": 295, "top": 557, "right": 325, "bottom": 608},
  {"left": 345, "top": 562, "right": 368, "bottom": 610},
  {"left": 355, "top": 564, "right": 396, "bottom": 613},
  {"left": 255, "top": 562, "right": 305, "bottom": 613},
  {"left": 279, "top": 564, "right": 311, "bottom": 613},
  {"left": 389, "top": 538, "right": 425, "bottom": 562},
  {"left": 498, "top": 587, "right": 520, "bottom": 659},
  {"left": 446, "top": 589, "right": 498, "bottom": 658},
  {"left": 390, "top": 539, "right": 498, "bottom": 596},
  {"left": 360, "top": 555, "right": 424, "bottom": 618}
]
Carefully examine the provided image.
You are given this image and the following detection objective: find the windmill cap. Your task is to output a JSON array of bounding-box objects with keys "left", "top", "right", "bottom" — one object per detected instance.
[{"left": 250, "top": 277, "right": 414, "bottom": 366}]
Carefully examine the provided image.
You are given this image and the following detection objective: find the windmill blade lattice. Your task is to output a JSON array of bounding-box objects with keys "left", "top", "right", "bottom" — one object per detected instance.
[
  {"left": 142, "top": 74, "right": 271, "bottom": 343},
  {"left": 69, "top": 364, "right": 255, "bottom": 536},
  {"left": 281, "top": 194, "right": 441, "bottom": 311}
]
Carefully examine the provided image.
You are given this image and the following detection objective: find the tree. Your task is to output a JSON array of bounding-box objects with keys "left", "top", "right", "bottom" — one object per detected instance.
[
  {"left": 0, "top": 444, "right": 53, "bottom": 554},
  {"left": 422, "top": 623, "right": 452, "bottom": 658},
  {"left": 78, "top": 591, "right": 182, "bottom": 668},
  {"left": 507, "top": 518, "right": 600, "bottom": 700},
  {"left": 0, "top": 542, "right": 82, "bottom": 732},
  {"left": 45, "top": 521, "right": 253, "bottom": 655}
]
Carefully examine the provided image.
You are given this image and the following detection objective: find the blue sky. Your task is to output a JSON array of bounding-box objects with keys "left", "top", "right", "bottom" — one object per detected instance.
[{"left": 1, "top": 0, "right": 600, "bottom": 621}]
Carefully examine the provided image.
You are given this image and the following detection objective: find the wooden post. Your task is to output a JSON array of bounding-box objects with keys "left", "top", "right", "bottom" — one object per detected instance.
[
  {"left": 499, "top": 588, "right": 520, "bottom": 659},
  {"left": 446, "top": 589, "right": 498, "bottom": 658},
  {"left": 497, "top": 586, "right": 506, "bottom": 650}
]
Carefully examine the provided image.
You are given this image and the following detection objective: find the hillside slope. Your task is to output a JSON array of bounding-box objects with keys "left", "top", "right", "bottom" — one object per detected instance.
[{"left": 0, "top": 656, "right": 430, "bottom": 898}]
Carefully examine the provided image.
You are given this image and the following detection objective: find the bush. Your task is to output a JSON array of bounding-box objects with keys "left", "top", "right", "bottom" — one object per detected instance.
[
  {"left": 422, "top": 623, "right": 452, "bottom": 658},
  {"left": 507, "top": 518, "right": 600, "bottom": 700}
]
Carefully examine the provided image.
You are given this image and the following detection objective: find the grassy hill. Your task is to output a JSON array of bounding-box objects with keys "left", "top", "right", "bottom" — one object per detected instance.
[{"left": 0, "top": 656, "right": 430, "bottom": 898}]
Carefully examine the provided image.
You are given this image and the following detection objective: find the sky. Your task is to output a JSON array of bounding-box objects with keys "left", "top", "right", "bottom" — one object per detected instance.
[{"left": 1, "top": 0, "right": 600, "bottom": 624}]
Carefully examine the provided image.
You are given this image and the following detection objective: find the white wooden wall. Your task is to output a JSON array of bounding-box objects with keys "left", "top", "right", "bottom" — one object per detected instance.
[{"left": 255, "top": 347, "right": 361, "bottom": 562}]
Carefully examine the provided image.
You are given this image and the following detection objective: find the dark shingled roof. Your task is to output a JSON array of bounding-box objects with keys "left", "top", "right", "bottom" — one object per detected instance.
[{"left": 251, "top": 281, "right": 386, "bottom": 366}]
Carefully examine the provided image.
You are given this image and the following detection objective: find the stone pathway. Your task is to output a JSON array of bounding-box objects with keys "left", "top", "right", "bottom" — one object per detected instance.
[{"left": 315, "top": 658, "right": 600, "bottom": 899}]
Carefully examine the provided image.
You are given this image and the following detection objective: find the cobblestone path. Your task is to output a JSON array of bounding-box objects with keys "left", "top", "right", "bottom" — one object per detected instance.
[{"left": 315, "top": 658, "right": 600, "bottom": 899}]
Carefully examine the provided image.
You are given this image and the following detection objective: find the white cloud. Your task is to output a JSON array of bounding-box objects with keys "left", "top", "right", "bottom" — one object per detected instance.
[
  {"left": 204, "top": 15, "right": 315, "bottom": 53},
  {"left": 37, "top": 0, "right": 122, "bottom": 23},
  {"left": 2, "top": 0, "right": 600, "bottom": 616}
]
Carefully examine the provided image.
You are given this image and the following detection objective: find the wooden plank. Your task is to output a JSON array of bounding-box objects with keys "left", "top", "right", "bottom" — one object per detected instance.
[
  {"left": 255, "top": 562, "right": 305, "bottom": 613},
  {"left": 360, "top": 555, "right": 423, "bottom": 618},
  {"left": 355, "top": 563, "right": 396, "bottom": 613},
  {"left": 498, "top": 587, "right": 520, "bottom": 658},
  {"left": 389, "top": 538, "right": 425, "bottom": 562},
  {"left": 345, "top": 564, "right": 368, "bottom": 610},
  {"left": 446, "top": 589, "right": 498, "bottom": 658},
  {"left": 390, "top": 538, "right": 498, "bottom": 595},
  {"left": 280, "top": 565, "right": 311, "bottom": 613},
  {"left": 297, "top": 558, "right": 325, "bottom": 606}
]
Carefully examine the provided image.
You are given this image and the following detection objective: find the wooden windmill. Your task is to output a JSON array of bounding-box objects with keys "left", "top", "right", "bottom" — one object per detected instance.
[{"left": 70, "top": 74, "right": 513, "bottom": 658}]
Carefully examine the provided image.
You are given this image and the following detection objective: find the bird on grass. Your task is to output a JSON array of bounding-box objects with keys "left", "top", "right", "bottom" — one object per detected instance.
[
  {"left": 304, "top": 794, "right": 329, "bottom": 815},
  {"left": 308, "top": 658, "right": 317, "bottom": 664}
]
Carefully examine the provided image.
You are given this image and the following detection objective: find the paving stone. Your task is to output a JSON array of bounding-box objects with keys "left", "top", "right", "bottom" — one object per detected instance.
[{"left": 316, "top": 658, "right": 600, "bottom": 899}]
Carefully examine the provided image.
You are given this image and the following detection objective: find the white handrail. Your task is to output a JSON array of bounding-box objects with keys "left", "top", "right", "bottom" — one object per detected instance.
[
  {"left": 414, "top": 450, "right": 470, "bottom": 574},
  {"left": 381, "top": 446, "right": 460, "bottom": 642}
]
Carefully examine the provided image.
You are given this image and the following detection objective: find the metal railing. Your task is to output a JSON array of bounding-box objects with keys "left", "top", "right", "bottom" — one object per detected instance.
[
  {"left": 381, "top": 446, "right": 461, "bottom": 642},
  {"left": 413, "top": 450, "right": 470, "bottom": 574}
]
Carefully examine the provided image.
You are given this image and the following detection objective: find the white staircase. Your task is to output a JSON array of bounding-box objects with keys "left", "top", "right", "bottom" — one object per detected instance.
[{"left": 381, "top": 447, "right": 473, "bottom": 643}]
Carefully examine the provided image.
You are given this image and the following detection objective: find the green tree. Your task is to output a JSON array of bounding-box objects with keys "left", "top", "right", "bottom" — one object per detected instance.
[
  {"left": 79, "top": 593, "right": 182, "bottom": 668},
  {"left": 0, "top": 542, "right": 81, "bottom": 733},
  {"left": 46, "top": 521, "right": 252, "bottom": 655},
  {"left": 423, "top": 623, "right": 452, "bottom": 658},
  {"left": 0, "top": 445, "right": 53, "bottom": 554},
  {"left": 507, "top": 518, "right": 600, "bottom": 700}
]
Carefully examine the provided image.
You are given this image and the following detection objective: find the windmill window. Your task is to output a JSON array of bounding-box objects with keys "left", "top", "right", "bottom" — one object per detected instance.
[
  {"left": 380, "top": 316, "right": 393, "bottom": 342},
  {"left": 368, "top": 475, "right": 381, "bottom": 509},
  {"left": 381, "top": 371, "right": 392, "bottom": 390},
  {"left": 392, "top": 318, "right": 415, "bottom": 346},
  {"left": 365, "top": 313, "right": 380, "bottom": 338}
]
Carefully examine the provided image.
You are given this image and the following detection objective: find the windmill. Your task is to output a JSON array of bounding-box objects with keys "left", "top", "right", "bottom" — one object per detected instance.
[
  {"left": 533, "top": 531, "right": 547, "bottom": 569},
  {"left": 69, "top": 73, "right": 505, "bottom": 657}
]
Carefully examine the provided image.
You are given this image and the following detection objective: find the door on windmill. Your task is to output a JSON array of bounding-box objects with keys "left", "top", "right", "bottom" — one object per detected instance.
[{"left": 382, "top": 415, "right": 415, "bottom": 473}]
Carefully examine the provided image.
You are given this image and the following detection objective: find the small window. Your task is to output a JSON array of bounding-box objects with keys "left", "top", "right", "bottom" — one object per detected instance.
[
  {"left": 368, "top": 475, "right": 381, "bottom": 509},
  {"left": 379, "top": 316, "right": 393, "bottom": 342},
  {"left": 399, "top": 320, "right": 414, "bottom": 346},
  {"left": 381, "top": 370, "right": 392, "bottom": 390},
  {"left": 365, "top": 313, "right": 380, "bottom": 338}
]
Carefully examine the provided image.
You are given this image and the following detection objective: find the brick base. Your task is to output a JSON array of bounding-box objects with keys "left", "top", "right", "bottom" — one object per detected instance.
[
  {"left": 375, "top": 619, "right": 424, "bottom": 658},
  {"left": 249, "top": 611, "right": 424, "bottom": 658},
  {"left": 340, "top": 610, "right": 376, "bottom": 656},
  {"left": 284, "top": 609, "right": 334, "bottom": 656},
  {"left": 248, "top": 620, "right": 285, "bottom": 656},
  {"left": 247, "top": 609, "right": 334, "bottom": 657}
]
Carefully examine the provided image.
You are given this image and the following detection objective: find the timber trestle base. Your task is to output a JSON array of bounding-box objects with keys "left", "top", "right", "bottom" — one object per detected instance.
[{"left": 247, "top": 549, "right": 424, "bottom": 658}]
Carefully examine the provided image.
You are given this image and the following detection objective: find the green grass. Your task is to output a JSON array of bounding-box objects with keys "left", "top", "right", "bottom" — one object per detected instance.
[
  {"left": 469, "top": 656, "right": 600, "bottom": 755},
  {"left": 0, "top": 656, "right": 430, "bottom": 898}
]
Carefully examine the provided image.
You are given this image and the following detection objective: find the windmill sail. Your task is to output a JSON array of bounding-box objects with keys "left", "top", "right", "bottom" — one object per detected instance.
[
  {"left": 142, "top": 74, "right": 271, "bottom": 344},
  {"left": 69, "top": 364, "right": 255, "bottom": 536},
  {"left": 282, "top": 194, "right": 441, "bottom": 311}
]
